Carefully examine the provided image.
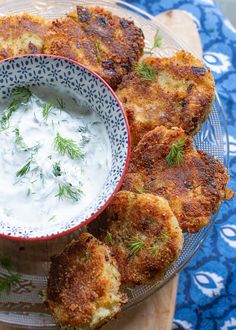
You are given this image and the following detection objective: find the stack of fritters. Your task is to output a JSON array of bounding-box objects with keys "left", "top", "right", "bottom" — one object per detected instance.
[
  {"left": 43, "top": 6, "right": 145, "bottom": 89},
  {"left": 0, "top": 5, "right": 232, "bottom": 329},
  {"left": 46, "top": 196, "right": 183, "bottom": 327},
  {"left": 122, "top": 125, "right": 230, "bottom": 233},
  {"left": 43, "top": 6, "right": 232, "bottom": 328},
  {"left": 0, "top": 7, "right": 144, "bottom": 89}
]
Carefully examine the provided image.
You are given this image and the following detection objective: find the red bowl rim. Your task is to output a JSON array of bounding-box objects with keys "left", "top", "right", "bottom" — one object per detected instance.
[{"left": 0, "top": 53, "right": 131, "bottom": 242}]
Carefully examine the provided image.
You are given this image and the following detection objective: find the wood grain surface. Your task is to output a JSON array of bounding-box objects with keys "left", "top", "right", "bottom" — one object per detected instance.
[
  {"left": 156, "top": 9, "right": 203, "bottom": 58},
  {"left": 0, "top": 8, "right": 202, "bottom": 330}
]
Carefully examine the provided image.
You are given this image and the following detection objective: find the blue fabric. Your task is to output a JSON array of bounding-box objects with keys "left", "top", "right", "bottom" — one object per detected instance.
[{"left": 125, "top": 0, "right": 236, "bottom": 329}]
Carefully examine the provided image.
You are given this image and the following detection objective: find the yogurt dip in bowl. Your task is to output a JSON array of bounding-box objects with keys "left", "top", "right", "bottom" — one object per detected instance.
[{"left": 0, "top": 55, "right": 130, "bottom": 240}]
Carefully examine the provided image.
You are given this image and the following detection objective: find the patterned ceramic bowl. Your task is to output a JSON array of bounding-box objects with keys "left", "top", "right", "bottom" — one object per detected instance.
[{"left": 0, "top": 55, "right": 130, "bottom": 240}]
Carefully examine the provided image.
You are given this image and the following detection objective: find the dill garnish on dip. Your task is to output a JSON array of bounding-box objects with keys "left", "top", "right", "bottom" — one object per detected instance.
[{"left": 0, "top": 87, "right": 111, "bottom": 225}]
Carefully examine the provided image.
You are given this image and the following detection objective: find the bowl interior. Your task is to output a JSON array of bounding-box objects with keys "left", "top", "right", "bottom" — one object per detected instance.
[{"left": 0, "top": 55, "right": 130, "bottom": 239}]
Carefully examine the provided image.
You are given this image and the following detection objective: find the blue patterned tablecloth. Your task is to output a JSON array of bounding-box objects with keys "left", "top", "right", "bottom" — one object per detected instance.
[{"left": 125, "top": 0, "right": 236, "bottom": 329}]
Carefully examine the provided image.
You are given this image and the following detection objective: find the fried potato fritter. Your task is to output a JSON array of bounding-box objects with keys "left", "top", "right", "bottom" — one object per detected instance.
[
  {"left": 98, "top": 191, "right": 183, "bottom": 285},
  {"left": 117, "top": 51, "right": 215, "bottom": 146},
  {"left": 43, "top": 6, "right": 145, "bottom": 89},
  {"left": 122, "top": 126, "right": 229, "bottom": 233},
  {"left": 0, "top": 13, "right": 49, "bottom": 59},
  {"left": 46, "top": 233, "right": 125, "bottom": 330}
]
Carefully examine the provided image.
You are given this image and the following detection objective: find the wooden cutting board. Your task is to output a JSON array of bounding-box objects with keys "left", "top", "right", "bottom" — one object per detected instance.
[{"left": 0, "top": 8, "right": 202, "bottom": 330}]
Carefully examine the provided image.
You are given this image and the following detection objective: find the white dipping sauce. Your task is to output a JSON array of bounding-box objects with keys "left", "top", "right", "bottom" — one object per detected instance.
[{"left": 0, "top": 90, "right": 111, "bottom": 226}]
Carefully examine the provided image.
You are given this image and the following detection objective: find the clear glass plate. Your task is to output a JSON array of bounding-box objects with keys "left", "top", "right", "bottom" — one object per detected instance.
[{"left": 0, "top": 0, "right": 229, "bottom": 328}]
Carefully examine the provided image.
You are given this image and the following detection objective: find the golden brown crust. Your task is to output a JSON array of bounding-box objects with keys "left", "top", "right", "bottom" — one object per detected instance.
[
  {"left": 0, "top": 13, "right": 49, "bottom": 59},
  {"left": 116, "top": 51, "right": 215, "bottom": 146},
  {"left": 46, "top": 232, "right": 124, "bottom": 329},
  {"left": 122, "top": 126, "right": 229, "bottom": 233},
  {"left": 43, "top": 6, "right": 144, "bottom": 89},
  {"left": 98, "top": 191, "right": 183, "bottom": 285}
]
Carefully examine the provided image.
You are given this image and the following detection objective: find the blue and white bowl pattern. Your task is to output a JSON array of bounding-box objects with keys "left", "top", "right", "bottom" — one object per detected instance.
[{"left": 0, "top": 55, "right": 130, "bottom": 240}]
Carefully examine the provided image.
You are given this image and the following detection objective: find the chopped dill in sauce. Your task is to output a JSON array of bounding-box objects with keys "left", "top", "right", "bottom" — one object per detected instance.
[{"left": 0, "top": 87, "right": 111, "bottom": 226}]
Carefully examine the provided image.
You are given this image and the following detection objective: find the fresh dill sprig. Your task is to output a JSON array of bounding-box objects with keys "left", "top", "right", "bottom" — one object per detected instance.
[
  {"left": 16, "top": 160, "right": 31, "bottom": 177},
  {"left": 135, "top": 62, "right": 157, "bottom": 82},
  {"left": 0, "top": 273, "right": 21, "bottom": 294},
  {"left": 0, "top": 87, "right": 31, "bottom": 129},
  {"left": 151, "top": 29, "right": 162, "bottom": 50},
  {"left": 129, "top": 237, "right": 144, "bottom": 255},
  {"left": 1, "top": 104, "right": 19, "bottom": 129},
  {"left": 123, "top": 287, "right": 134, "bottom": 294},
  {"left": 55, "top": 183, "right": 83, "bottom": 202},
  {"left": 57, "top": 97, "right": 65, "bottom": 110},
  {"left": 11, "top": 87, "right": 31, "bottom": 100},
  {"left": 166, "top": 139, "right": 186, "bottom": 166},
  {"left": 54, "top": 132, "right": 84, "bottom": 160},
  {"left": 159, "top": 232, "right": 169, "bottom": 241},
  {"left": 0, "top": 255, "right": 21, "bottom": 294},
  {"left": 149, "top": 244, "right": 159, "bottom": 256},
  {"left": 52, "top": 162, "right": 61, "bottom": 177},
  {"left": 104, "top": 232, "right": 113, "bottom": 244},
  {"left": 135, "top": 186, "right": 144, "bottom": 194},
  {"left": 15, "top": 129, "right": 39, "bottom": 153},
  {"left": 0, "top": 256, "right": 13, "bottom": 271},
  {"left": 42, "top": 103, "right": 53, "bottom": 120},
  {"left": 14, "top": 128, "right": 28, "bottom": 150}
]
